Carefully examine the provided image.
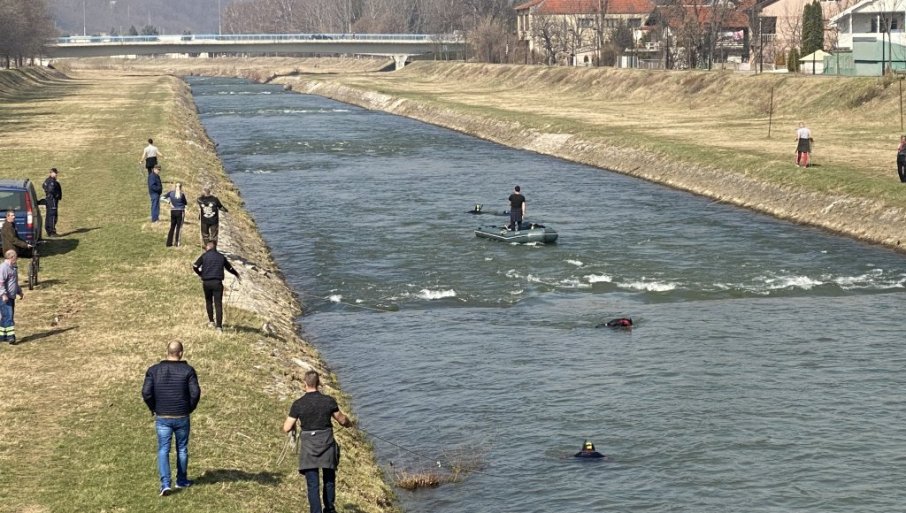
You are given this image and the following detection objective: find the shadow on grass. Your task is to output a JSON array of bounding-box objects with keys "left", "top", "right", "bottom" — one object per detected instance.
[
  {"left": 17, "top": 326, "right": 78, "bottom": 345},
  {"left": 194, "top": 468, "right": 283, "bottom": 486},
  {"left": 33, "top": 278, "right": 62, "bottom": 290},
  {"left": 41, "top": 237, "right": 79, "bottom": 257},
  {"left": 58, "top": 226, "right": 102, "bottom": 237}
]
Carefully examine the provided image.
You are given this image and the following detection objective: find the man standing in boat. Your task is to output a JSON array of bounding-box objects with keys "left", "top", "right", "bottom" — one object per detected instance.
[{"left": 507, "top": 185, "right": 526, "bottom": 231}]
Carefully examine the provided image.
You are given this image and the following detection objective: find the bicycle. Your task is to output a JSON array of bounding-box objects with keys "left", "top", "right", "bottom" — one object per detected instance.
[{"left": 27, "top": 240, "right": 45, "bottom": 290}]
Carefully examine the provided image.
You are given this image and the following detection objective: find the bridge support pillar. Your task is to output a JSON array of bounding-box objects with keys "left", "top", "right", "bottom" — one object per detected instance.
[{"left": 392, "top": 54, "right": 410, "bottom": 70}]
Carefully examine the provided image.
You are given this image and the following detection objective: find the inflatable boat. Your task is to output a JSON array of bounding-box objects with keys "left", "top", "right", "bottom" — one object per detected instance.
[{"left": 475, "top": 222, "right": 558, "bottom": 244}]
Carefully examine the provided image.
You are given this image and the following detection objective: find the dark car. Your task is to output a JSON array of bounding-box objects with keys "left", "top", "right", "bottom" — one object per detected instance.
[{"left": 0, "top": 179, "right": 43, "bottom": 249}]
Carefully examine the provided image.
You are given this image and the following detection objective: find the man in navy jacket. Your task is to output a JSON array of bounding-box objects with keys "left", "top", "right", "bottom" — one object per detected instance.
[
  {"left": 142, "top": 340, "right": 201, "bottom": 496},
  {"left": 148, "top": 164, "right": 163, "bottom": 222}
]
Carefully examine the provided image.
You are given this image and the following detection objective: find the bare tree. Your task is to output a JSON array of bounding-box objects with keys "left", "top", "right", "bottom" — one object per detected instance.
[
  {"left": 469, "top": 14, "right": 507, "bottom": 62},
  {"left": 529, "top": 10, "right": 560, "bottom": 65},
  {"left": 0, "top": 0, "right": 55, "bottom": 68}
]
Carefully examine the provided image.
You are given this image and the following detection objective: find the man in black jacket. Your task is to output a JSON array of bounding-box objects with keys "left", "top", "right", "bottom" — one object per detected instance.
[
  {"left": 192, "top": 241, "right": 240, "bottom": 332},
  {"left": 142, "top": 340, "right": 201, "bottom": 496}
]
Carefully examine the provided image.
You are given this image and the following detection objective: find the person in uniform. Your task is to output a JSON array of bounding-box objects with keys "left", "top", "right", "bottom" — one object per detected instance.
[
  {"left": 42, "top": 168, "right": 62, "bottom": 236},
  {"left": 597, "top": 317, "right": 633, "bottom": 329},
  {"left": 283, "top": 370, "right": 354, "bottom": 513},
  {"left": 574, "top": 440, "right": 606, "bottom": 459}
]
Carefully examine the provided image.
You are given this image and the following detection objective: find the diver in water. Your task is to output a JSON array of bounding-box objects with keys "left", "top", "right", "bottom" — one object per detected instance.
[
  {"left": 467, "top": 204, "right": 483, "bottom": 214},
  {"left": 597, "top": 317, "right": 633, "bottom": 329},
  {"left": 574, "top": 440, "right": 606, "bottom": 459}
]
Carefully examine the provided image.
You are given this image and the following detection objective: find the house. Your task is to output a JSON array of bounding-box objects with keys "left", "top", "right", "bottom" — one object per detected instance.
[
  {"left": 515, "top": 0, "right": 657, "bottom": 65},
  {"left": 757, "top": 0, "right": 847, "bottom": 70},
  {"left": 799, "top": 48, "right": 832, "bottom": 72},
  {"left": 515, "top": 0, "right": 759, "bottom": 68},
  {"left": 651, "top": 0, "right": 755, "bottom": 68},
  {"left": 828, "top": 0, "right": 906, "bottom": 74}
]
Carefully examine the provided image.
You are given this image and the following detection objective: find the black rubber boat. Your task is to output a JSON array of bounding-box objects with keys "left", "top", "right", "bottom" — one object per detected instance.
[{"left": 475, "top": 222, "right": 558, "bottom": 244}]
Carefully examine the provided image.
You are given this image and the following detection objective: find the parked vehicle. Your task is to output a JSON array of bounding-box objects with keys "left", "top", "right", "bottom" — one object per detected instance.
[{"left": 0, "top": 179, "right": 44, "bottom": 253}]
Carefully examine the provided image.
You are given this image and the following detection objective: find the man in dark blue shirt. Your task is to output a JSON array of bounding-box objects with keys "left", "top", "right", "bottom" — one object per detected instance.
[
  {"left": 148, "top": 165, "right": 163, "bottom": 222},
  {"left": 142, "top": 341, "right": 201, "bottom": 496}
]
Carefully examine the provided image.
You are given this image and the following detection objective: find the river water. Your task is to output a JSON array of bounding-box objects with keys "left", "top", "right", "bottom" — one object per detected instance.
[{"left": 188, "top": 76, "right": 906, "bottom": 513}]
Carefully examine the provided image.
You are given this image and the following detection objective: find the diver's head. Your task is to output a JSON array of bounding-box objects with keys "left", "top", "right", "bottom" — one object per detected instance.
[{"left": 583, "top": 440, "right": 595, "bottom": 451}]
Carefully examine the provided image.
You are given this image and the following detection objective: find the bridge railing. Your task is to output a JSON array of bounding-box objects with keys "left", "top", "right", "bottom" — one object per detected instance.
[{"left": 52, "top": 33, "right": 463, "bottom": 45}]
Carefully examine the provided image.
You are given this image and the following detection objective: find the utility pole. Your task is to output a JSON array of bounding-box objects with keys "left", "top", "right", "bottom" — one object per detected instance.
[
  {"left": 218, "top": 0, "right": 222, "bottom": 35},
  {"left": 83, "top": 0, "right": 87, "bottom": 36}
]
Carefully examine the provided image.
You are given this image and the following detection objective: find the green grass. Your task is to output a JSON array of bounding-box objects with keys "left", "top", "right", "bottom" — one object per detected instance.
[{"left": 0, "top": 68, "right": 397, "bottom": 513}]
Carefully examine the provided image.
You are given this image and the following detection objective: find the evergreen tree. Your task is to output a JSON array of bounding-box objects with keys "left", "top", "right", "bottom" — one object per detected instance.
[
  {"left": 788, "top": 47, "right": 800, "bottom": 72},
  {"left": 801, "top": 1, "right": 824, "bottom": 57}
]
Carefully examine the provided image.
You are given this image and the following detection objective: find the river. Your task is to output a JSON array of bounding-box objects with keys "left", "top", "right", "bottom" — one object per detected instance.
[{"left": 188, "top": 76, "right": 906, "bottom": 513}]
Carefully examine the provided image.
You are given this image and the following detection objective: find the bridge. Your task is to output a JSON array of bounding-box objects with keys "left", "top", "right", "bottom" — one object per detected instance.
[{"left": 45, "top": 33, "right": 465, "bottom": 69}]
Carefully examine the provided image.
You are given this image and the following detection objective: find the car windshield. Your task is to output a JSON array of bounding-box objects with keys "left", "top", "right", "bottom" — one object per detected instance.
[{"left": 0, "top": 191, "right": 23, "bottom": 211}]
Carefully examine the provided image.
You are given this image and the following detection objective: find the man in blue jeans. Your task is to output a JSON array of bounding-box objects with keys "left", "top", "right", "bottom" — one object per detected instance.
[
  {"left": 283, "top": 370, "right": 353, "bottom": 513},
  {"left": 142, "top": 340, "right": 201, "bottom": 496},
  {"left": 148, "top": 164, "right": 163, "bottom": 222}
]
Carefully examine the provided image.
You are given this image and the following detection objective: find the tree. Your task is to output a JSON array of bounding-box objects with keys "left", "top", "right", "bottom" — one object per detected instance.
[
  {"left": 140, "top": 24, "right": 160, "bottom": 36},
  {"left": 800, "top": 0, "right": 823, "bottom": 57},
  {"left": 788, "top": 46, "right": 800, "bottom": 71},
  {"left": 611, "top": 20, "right": 634, "bottom": 53},
  {"left": 469, "top": 14, "right": 507, "bottom": 63},
  {"left": 0, "top": 0, "right": 55, "bottom": 68}
]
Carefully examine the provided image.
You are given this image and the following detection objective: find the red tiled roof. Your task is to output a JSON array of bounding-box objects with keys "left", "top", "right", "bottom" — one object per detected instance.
[
  {"left": 515, "top": 0, "right": 655, "bottom": 16},
  {"left": 514, "top": 0, "right": 545, "bottom": 10},
  {"left": 657, "top": 4, "right": 751, "bottom": 29}
]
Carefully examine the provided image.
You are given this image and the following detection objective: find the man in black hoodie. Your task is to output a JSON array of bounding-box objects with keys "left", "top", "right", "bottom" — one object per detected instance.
[
  {"left": 192, "top": 240, "right": 240, "bottom": 331},
  {"left": 142, "top": 340, "right": 201, "bottom": 496}
]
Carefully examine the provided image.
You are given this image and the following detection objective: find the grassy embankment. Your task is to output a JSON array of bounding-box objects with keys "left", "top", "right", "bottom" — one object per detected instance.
[{"left": 0, "top": 67, "right": 396, "bottom": 513}]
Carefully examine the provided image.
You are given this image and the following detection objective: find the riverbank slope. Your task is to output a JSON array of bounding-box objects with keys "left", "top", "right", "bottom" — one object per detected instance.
[{"left": 0, "top": 67, "right": 396, "bottom": 513}]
